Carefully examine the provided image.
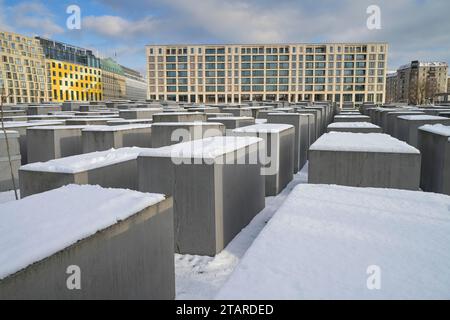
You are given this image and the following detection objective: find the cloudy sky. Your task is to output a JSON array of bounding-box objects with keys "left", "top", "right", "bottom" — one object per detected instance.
[{"left": 1, "top": 0, "right": 449, "bottom": 75}]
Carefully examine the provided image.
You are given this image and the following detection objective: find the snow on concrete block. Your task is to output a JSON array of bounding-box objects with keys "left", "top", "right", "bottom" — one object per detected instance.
[
  {"left": 0, "top": 185, "right": 174, "bottom": 300},
  {"left": 334, "top": 115, "right": 371, "bottom": 123},
  {"left": 118, "top": 108, "right": 163, "bottom": 120},
  {"left": 26, "top": 126, "right": 86, "bottom": 163},
  {"left": 222, "top": 107, "right": 253, "bottom": 117},
  {"left": 232, "top": 124, "right": 295, "bottom": 196},
  {"left": 418, "top": 124, "right": 450, "bottom": 195},
  {"left": 385, "top": 111, "right": 424, "bottom": 136},
  {"left": 267, "top": 113, "right": 309, "bottom": 173},
  {"left": 19, "top": 147, "right": 144, "bottom": 197},
  {"left": 65, "top": 118, "right": 121, "bottom": 126},
  {"left": 152, "top": 112, "right": 207, "bottom": 123},
  {"left": 309, "top": 132, "right": 421, "bottom": 190},
  {"left": 82, "top": 124, "right": 152, "bottom": 153},
  {"left": 216, "top": 184, "right": 450, "bottom": 299},
  {"left": 138, "top": 136, "right": 266, "bottom": 256},
  {"left": 151, "top": 122, "right": 225, "bottom": 147},
  {"left": 327, "top": 122, "right": 382, "bottom": 134},
  {"left": 397, "top": 115, "right": 450, "bottom": 147},
  {"left": 206, "top": 116, "right": 255, "bottom": 131}
]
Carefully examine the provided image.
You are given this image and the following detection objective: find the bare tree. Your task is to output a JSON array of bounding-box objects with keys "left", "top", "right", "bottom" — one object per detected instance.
[{"left": 0, "top": 88, "right": 19, "bottom": 200}]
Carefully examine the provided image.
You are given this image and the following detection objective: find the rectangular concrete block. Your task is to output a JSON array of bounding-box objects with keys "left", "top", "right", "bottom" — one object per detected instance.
[
  {"left": 82, "top": 124, "right": 152, "bottom": 153},
  {"left": 26, "top": 126, "right": 86, "bottom": 163},
  {"left": 327, "top": 122, "right": 382, "bottom": 133},
  {"left": 397, "top": 115, "right": 450, "bottom": 147},
  {"left": 138, "top": 136, "right": 265, "bottom": 256},
  {"left": 0, "top": 130, "right": 20, "bottom": 157},
  {"left": 232, "top": 124, "right": 295, "bottom": 196},
  {"left": 4, "top": 121, "right": 65, "bottom": 164},
  {"left": 65, "top": 118, "right": 121, "bottom": 126},
  {"left": 418, "top": 124, "right": 450, "bottom": 195},
  {"left": 0, "top": 156, "right": 21, "bottom": 192},
  {"left": 107, "top": 119, "right": 153, "bottom": 126},
  {"left": 385, "top": 111, "right": 424, "bottom": 136},
  {"left": 152, "top": 112, "right": 206, "bottom": 123},
  {"left": 27, "top": 105, "right": 61, "bottom": 116},
  {"left": 206, "top": 117, "right": 255, "bottom": 131},
  {"left": 222, "top": 107, "right": 253, "bottom": 117},
  {"left": 118, "top": 108, "right": 163, "bottom": 120},
  {"left": 0, "top": 185, "right": 174, "bottom": 300},
  {"left": 19, "top": 147, "right": 144, "bottom": 197},
  {"left": 309, "top": 132, "right": 421, "bottom": 190},
  {"left": 151, "top": 122, "right": 225, "bottom": 147},
  {"left": 267, "top": 113, "right": 308, "bottom": 173},
  {"left": 334, "top": 115, "right": 371, "bottom": 123}
]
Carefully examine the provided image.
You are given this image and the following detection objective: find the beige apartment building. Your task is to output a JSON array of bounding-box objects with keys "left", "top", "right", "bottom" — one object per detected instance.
[
  {"left": 0, "top": 31, "right": 51, "bottom": 104},
  {"left": 386, "top": 61, "right": 448, "bottom": 105},
  {"left": 146, "top": 43, "right": 388, "bottom": 105}
]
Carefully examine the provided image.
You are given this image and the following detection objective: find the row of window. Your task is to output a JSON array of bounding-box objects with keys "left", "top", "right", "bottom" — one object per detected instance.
[
  {"left": 159, "top": 84, "right": 384, "bottom": 93},
  {"left": 149, "top": 45, "right": 385, "bottom": 56}
]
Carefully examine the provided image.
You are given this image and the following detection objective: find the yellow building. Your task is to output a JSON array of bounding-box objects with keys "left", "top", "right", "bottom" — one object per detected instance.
[{"left": 48, "top": 59, "right": 102, "bottom": 102}]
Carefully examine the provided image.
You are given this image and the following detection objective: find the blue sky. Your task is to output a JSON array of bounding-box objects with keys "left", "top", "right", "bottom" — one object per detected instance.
[{"left": 1, "top": 0, "right": 449, "bottom": 75}]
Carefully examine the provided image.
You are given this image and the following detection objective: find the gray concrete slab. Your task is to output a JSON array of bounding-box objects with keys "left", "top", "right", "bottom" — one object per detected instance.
[
  {"left": 232, "top": 124, "right": 295, "bottom": 196},
  {"left": 309, "top": 133, "right": 421, "bottom": 190},
  {"left": 0, "top": 185, "right": 174, "bottom": 300},
  {"left": 26, "top": 126, "right": 86, "bottom": 163},
  {"left": 151, "top": 122, "right": 225, "bottom": 147},
  {"left": 82, "top": 124, "right": 152, "bottom": 153},
  {"left": 418, "top": 125, "right": 450, "bottom": 195},
  {"left": 397, "top": 115, "right": 450, "bottom": 147},
  {"left": 267, "top": 113, "right": 308, "bottom": 173},
  {"left": 138, "top": 136, "right": 265, "bottom": 256}
]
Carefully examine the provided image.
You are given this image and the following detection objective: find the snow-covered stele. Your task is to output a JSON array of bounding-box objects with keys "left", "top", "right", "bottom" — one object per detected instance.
[
  {"left": 216, "top": 184, "right": 450, "bottom": 300},
  {"left": 0, "top": 185, "right": 174, "bottom": 299},
  {"left": 308, "top": 133, "right": 421, "bottom": 190}
]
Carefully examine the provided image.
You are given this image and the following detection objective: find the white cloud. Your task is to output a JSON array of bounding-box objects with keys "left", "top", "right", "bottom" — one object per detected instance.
[
  {"left": 5, "top": 1, "right": 64, "bottom": 37},
  {"left": 83, "top": 15, "right": 157, "bottom": 39}
]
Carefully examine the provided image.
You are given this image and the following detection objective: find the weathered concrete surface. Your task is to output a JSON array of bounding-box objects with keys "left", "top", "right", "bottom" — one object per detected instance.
[
  {"left": 0, "top": 188, "right": 175, "bottom": 300},
  {"left": 334, "top": 115, "right": 371, "bottom": 123},
  {"left": 418, "top": 125, "right": 450, "bottom": 195},
  {"left": 206, "top": 117, "right": 255, "bottom": 131},
  {"left": 19, "top": 148, "right": 142, "bottom": 197},
  {"left": 118, "top": 108, "right": 163, "bottom": 120},
  {"left": 138, "top": 137, "right": 265, "bottom": 256},
  {"left": 152, "top": 112, "right": 206, "bottom": 123},
  {"left": 232, "top": 124, "right": 295, "bottom": 196},
  {"left": 397, "top": 115, "right": 450, "bottom": 147},
  {"left": 309, "top": 133, "right": 421, "bottom": 190},
  {"left": 151, "top": 122, "right": 225, "bottom": 147},
  {"left": 3, "top": 121, "right": 65, "bottom": 164},
  {"left": 0, "top": 131, "right": 21, "bottom": 191},
  {"left": 327, "top": 122, "right": 382, "bottom": 133},
  {"left": 385, "top": 111, "right": 425, "bottom": 136},
  {"left": 267, "top": 113, "right": 309, "bottom": 173},
  {"left": 26, "top": 126, "right": 85, "bottom": 163},
  {"left": 82, "top": 125, "right": 152, "bottom": 153}
]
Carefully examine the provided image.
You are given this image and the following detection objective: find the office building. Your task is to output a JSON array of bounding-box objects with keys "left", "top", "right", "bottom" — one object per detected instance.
[
  {"left": 0, "top": 31, "right": 50, "bottom": 104},
  {"left": 37, "top": 37, "right": 102, "bottom": 102},
  {"left": 101, "top": 58, "right": 126, "bottom": 100},
  {"left": 387, "top": 61, "right": 448, "bottom": 105},
  {"left": 146, "top": 43, "right": 388, "bottom": 105},
  {"left": 121, "top": 65, "right": 147, "bottom": 100}
]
